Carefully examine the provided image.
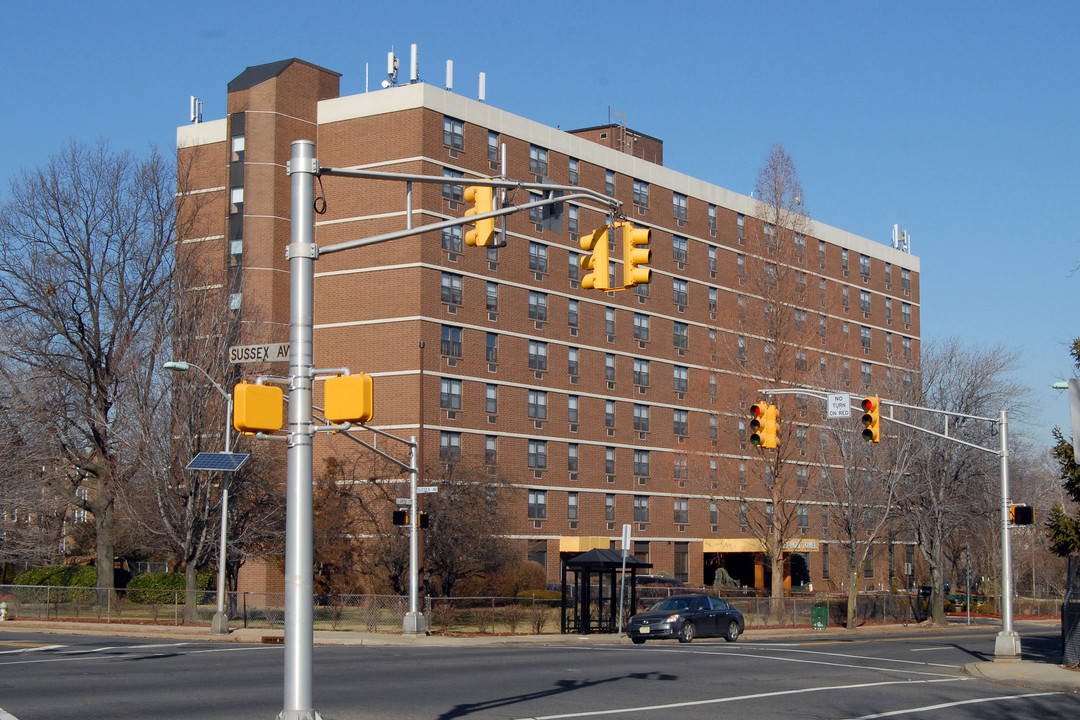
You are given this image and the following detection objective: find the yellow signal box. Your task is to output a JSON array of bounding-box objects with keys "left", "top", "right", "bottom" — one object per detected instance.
[
  {"left": 324, "top": 373, "right": 374, "bottom": 424},
  {"left": 580, "top": 227, "right": 611, "bottom": 290},
  {"left": 619, "top": 221, "right": 652, "bottom": 288},
  {"left": 233, "top": 382, "right": 284, "bottom": 435}
]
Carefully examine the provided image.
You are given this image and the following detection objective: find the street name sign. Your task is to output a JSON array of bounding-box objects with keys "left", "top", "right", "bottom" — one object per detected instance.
[{"left": 229, "top": 343, "right": 290, "bottom": 364}]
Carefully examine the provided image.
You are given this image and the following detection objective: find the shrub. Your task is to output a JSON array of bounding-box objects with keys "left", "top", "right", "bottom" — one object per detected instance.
[
  {"left": 12, "top": 566, "right": 98, "bottom": 601},
  {"left": 126, "top": 573, "right": 214, "bottom": 604}
]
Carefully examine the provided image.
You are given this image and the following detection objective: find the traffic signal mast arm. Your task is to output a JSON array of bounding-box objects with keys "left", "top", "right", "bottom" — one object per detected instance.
[{"left": 314, "top": 167, "right": 621, "bottom": 257}]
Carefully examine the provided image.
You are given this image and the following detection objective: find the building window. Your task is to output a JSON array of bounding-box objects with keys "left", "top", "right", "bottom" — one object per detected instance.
[
  {"left": 796, "top": 350, "right": 807, "bottom": 371},
  {"left": 567, "top": 492, "right": 579, "bottom": 520},
  {"left": 443, "top": 116, "right": 464, "bottom": 149},
  {"left": 674, "top": 498, "right": 688, "bottom": 524},
  {"left": 529, "top": 145, "right": 548, "bottom": 176},
  {"left": 709, "top": 288, "right": 717, "bottom": 312},
  {"left": 568, "top": 347, "right": 579, "bottom": 376},
  {"left": 673, "top": 365, "right": 688, "bottom": 393},
  {"left": 442, "top": 168, "right": 463, "bottom": 202},
  {"left": 862, "top": 362, "right": 873, "bottom": 386},
  {"left": 796, "top": 427, "right": 808, "bottom": 451},
  {"left": 528, "top": 340, "right": 548, "bottom": 371},
  {"left": 605, "top": 307, "right": 616, "bottom": 335},
  {"left": 673, "top": 192, "right": 687, "bottom": 221},
  {"left": 528, "top": 242, "right": 548, "bottom": 273},
  {"left": 528, "top": 440, "right": 548, "bottom": 469},
  {"left": 527, "top": 389, "right": 548, "bottom": 420},
  {"left": 737, "top": 213, "right": 745, "bottom": 240},
  {"left": 901, "top": 268, "right": 911, "bottom": 290},
  {"left": 708, "top": 204, "right": 716, "bottom": 230},
  {"left": 633, "top": 404, "right": 650, "bottom": 432},
  {"left": 798, "top": 505, "right": 809, "bottom": 528},
  {"left": 568, "top": 250, "right": 580, "bottom": 280},
  {"left": 633, "top": 179, "right": 649, "bottom": 207},
  {"left": 230, "top": 186, "right": 244, "bottom": 214},
  {"left": 569, "top": 158, "right": 579, "bottom": 185},
  {"left": 634, "top": 280, "right": 650, "bottom": 298},
  {"left": 605, "top": 170, "right": 615, "bottom": 196},
  {"left": 710, "top": 501, "right": 718, "bottom": 524},
  {"left": 485, "top": 332, "right": 498, "bottom": 363},
  {"left": 528, "top": 489, "right": 547, "bottom": 519},
  {"left": 674, "top": 456, "right": 688, "bottom": 480},
  {"left": 885, "top": 298, "right": 892, "bottom": 322},
  {"left": 568, "top": 443, "right": 579, "bottom": 471},
  {"left": 633, "top": 313, "right": 650, "bottom": 341},
  {"left": 901, "top": 303, "right": 912, "bottom": 325},
  {"left": 487, "top": 131, "right": 499, "bottom": 161},
  {"left": 842, "top": 287, "right": 849, "bottom": 308},
  {"left": 568, "top": 300, "right": 579, "bottom": 328},
  {"left": 764, "top": 223, "right": 777, "bottom": 253},
  {"left": 441, "top": 325, "right": 462, "bottom": 357},
  {"left": 485, "top": 435, "right": 497, "bottom": 465},
  {"left": 861, "top": 325, "right": 871, "bottom": 349},
  {"left": 605, "top": 400, "right": 616, "bottom": 428},
  {"left": 441, "top": 272, "right": 463, "bottom": 305},
  {"left": 528, "top": 291, "right": 548, "bottom": 322},
  {"left": 737, "top": 254, "right": 745, "bottom": 277},
  {"left": 440, "top": 378, "right": 461, "bottom": 410},
  {"left": 568, "top": 205, "right": 579, "bottom": 234},
  {"left": 486, "top": 384, "right": 497, "bottom": 414},
  {"left": 483, "top": 281, "right": 498, "bottom": 312},
  {"left": 673, "top": 236, "right": 688, "bottom": 264},
  {"left": 606, "top": 447, "right": 616, "bottom": 474},
  {"left": 822, "top": 543, "right": 830, "bottom": 580},
  {"left": 673, "top": 409, "right": 688, "bottom": 436},
  {"left": 737, "top": 336, "right": 746, "bottom": 363},
  {"left": 633, "top": 450, "right": 650, "bottom": 477},
  {"left": 864, "top": 548, "right": 875, "bottom": 579},
  {"left": 633, "top": 496, "right": 650, "bottom": 522},
  {"left": 440, "top": 431, "right": 460, "bottom": 460},
  {"left": 673, "top": 279, "right": 688, "bottom": 306},
  {"left": 528, "top": 192, "right": 542, "bottom": 223},
  {"left": 605, "top": 494, "right": 615, "bottom": 521},
  {"left": 673, "top": 322, "right": 688, "bottom": 349},
  {"left": 442, "top": 225, "right": 463, "bottom": 253},
  {"left": 633, "top": 358, "right": 650, "bottom": 387},
  {"left": 903, "top": 336, "right": 912, "bottom": 358},
  {"left": 860, "top": 291, "right": 871, "bottom": 314},
  {"left": 568, "top": 395, "right": 579, "bottom": 423},
  {"left": 708, "top": 246, "right": 717, "bottom": 272},
  {"left": 795, "top": 233, "right": 806, "bottom": 257},
  {"left": 841, "top": 248, "right": 849, "bottom": 273},
  {"left": 605, "top": 354, "right": 616, "bottom": 381}
]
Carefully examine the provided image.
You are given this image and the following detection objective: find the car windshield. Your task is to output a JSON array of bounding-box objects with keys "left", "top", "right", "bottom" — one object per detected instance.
[{"left": 648, "top": 597, "right": 695, "bottom": 613}]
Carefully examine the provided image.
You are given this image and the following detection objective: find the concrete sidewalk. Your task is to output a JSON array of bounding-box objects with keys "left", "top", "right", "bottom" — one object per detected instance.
[{"left": 1, "top": 618, "right": 1076, "bottom": 694}]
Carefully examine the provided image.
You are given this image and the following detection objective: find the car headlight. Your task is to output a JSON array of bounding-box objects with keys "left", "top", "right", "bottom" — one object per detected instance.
[{"left": 665, "top": 614, "right": 681, "bottom": 622}]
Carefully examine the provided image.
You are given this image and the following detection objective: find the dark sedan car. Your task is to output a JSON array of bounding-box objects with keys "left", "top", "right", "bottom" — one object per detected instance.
[{"left": 627, "top": 594, "right": 744, "bottom": 644}]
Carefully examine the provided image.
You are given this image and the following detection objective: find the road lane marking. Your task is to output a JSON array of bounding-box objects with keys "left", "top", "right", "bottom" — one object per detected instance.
[
  {"left": 0, "top": 644, "right": 63, "bottom": 655},
  {"left": 514, "top": 677, "right": 968, "bottom": 719},
  {"left": 0, "top": 643, "right": 277, "bottom": 666},
  {"left": 846, "top": 691, "right": 1060, "bottom": 719}
]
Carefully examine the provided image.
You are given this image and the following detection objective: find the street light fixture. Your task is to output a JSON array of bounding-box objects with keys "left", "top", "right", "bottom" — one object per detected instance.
[{"left": 164, "top": 359, "right": 243, "bottom": 635}]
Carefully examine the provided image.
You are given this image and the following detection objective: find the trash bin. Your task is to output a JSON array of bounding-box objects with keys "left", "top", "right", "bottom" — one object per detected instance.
[{"left": 811, "top": 605, "right": 827, "bottom": 630}]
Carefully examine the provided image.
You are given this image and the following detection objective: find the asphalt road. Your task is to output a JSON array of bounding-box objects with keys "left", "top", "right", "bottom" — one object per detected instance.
[{"left": 0, "top": 626, "right": 1076, "bottom": 719}]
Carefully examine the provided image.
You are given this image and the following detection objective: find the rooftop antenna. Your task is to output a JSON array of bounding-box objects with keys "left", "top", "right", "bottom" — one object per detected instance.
[
  {"left": 892, "top": 224, "right": 912, "bottom": 253},
  {"left": 382, "top": 47, "right": 399, "bottom": 89},
  {"left": 478, "top": 72, "right": 486, "bottom": 103},
  {"left": 189, "top": 96, "right": 203, "bottom": 124},
  {"left": 445, "top": 60, "right": 453, "bottom": 91},
  {"left": 410, "top": 43, "right": 419, "bottom": 83}
]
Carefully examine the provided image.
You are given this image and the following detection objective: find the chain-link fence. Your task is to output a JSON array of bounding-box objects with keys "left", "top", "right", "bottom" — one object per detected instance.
[{"left": 0, "top": 584, "right": 1062, "bottom": 633}]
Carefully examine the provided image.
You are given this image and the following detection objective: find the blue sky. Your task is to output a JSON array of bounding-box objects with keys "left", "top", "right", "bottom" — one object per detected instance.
[{"left": 3, "top": 1, "right": 1077, "bottom": 447}]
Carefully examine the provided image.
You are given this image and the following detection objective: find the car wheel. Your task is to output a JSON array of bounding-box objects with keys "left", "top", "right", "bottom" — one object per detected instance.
[
  {"left": 678, "top": 622, "right": 695, "bottom": 643},
  {"left": 724, "top": 620, "right": 740, "bottom": 642},
  {"left": 631, "top": 637, "right": 646, "bottom": 645}
]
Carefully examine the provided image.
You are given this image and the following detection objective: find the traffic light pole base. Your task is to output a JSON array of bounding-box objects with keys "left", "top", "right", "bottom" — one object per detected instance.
[
  {"left": 277, "top": 711, "right": 322, "bottom": 720},
  {"left": 210, "top": 611, "right": 229, "bottom": 635},
  {"left": 993, "top": 631, "right": 1021, "bottom": 661},
  {"left": 402, "top": 611, "right": 427, "bottom": 635}
]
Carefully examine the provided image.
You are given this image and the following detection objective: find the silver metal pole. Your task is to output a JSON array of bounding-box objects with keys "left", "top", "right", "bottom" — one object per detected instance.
[
  {"left": 994, "top": 409, "right": 1020, "bottom": 660},
  {"left": 280, "top": 139, "right": 321, "bottom": 720},
  {"left": 402, "top": 437, "right": 426, "bottom": 634}
]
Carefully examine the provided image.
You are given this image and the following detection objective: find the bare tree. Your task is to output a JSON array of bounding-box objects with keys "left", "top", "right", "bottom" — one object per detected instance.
[
  {"left": 900, "top": 337, "right": 1026, "bottom": 624},
  {"left": 0, "top": 141, "right": 177, "bottom": 599}
]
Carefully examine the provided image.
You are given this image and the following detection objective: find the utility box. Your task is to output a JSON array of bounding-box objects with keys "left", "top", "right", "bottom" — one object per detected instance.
[
  {"left": 233, "top": 382, "right": 284, "bottom": 434},
  {"left": 324, "top": 373, "right": 373, "bottom": 424},
  {"left": 811, "top": 605, "right": 828, "bottom": 630}
]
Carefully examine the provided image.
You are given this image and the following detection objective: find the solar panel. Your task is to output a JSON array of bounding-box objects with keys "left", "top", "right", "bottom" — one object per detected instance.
[{"left": 186, "top": 452, "right": 250, "bottom": 472}]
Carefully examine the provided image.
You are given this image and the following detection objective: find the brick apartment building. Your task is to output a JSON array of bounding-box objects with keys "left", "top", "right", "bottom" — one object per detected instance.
[{"left": 176, "top": 58, "right": 922, "bottom": 594}]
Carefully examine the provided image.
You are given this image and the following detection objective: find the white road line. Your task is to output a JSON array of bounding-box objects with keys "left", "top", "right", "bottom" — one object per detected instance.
[
  {"left": 908, "top": 646, "right": 954, "bottom": 652},
  {"left": 0, "top": 645, "right": 63, "bottom": 655},
  {"left": 846, "top": 691, "right": 1060, "bottom": 719},
  {"left": 0, "top": 644, "right": 276, "bottom": 667},
  {"left": 0, "top": 708, "right": 18, "bottom": 720},
  {"left": 514, "top": 678, "right": 968, "bottom": 719}
]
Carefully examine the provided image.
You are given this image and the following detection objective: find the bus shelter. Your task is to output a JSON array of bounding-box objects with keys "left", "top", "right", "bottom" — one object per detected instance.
[{"left": 560, "top": 548, "right": 651, "bottom": 634}]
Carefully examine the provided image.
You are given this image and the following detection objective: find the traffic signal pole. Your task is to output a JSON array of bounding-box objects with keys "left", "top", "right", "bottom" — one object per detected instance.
[{"left": 762, "top": 387, "right": 1020, "bottom": 661}]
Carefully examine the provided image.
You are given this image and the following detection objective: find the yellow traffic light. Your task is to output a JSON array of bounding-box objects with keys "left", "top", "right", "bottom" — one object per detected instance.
[
  {"left": 750, "top": 402, "right": 779, "bottom": 448},
  {"left": 324, "top": 373, "right": 373, "bottom": 424},
  {"left": 464, "top": 185, "right": 496, "bottom": 247},
  {"left": 861, "top": 396, "right": 880, "bottom": 442},
  {"left": 1009, "top": 505, "right": 1035, "bottom": 525},
  {"left": 619, "top": 221, "right": 651, "bottom": 288},
  {"left": 579, "top": 226, "right": 611, "bottom": 291},
  {"left": 233, "top": 382, "right": 284, "bottom": 435}
]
